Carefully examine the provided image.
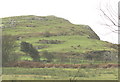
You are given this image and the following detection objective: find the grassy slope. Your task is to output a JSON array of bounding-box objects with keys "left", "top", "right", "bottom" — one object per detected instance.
[
  {"left": 1, "top": 15, "right": 117, "bottom": 64},
  {"left": 20, "top": 35, "right": 114, "bottom": 53},
  {"left": 2, "top": 15, "right": 116, "bottom": 52},
  {"left": 1, "top": 15, "right": 118, "bottom": 80}
]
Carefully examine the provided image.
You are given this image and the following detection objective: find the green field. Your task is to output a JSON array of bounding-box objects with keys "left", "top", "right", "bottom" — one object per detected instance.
[{"left": 2, "top": 67, "right": 118, "bottom": 80}]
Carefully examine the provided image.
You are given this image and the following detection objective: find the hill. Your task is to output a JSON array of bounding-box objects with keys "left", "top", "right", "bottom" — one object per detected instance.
[{"left": 1, "top": 15, "right": 118, "bottom": 63}]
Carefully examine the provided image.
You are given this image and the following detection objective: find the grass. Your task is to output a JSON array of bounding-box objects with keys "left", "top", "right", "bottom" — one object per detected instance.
[
  {"left": 1, "top": 15, "right": 118, "bottom": 80},
  {"left": 19, "top": 35, "right": 115, "bottom": 53},
  {"left": 2, "top": 15, "right": 118, "bottom": 64},
  {"left": 2, "top": 67, "right": 118, "bottom": 80},
  {"left": 2, "top": 15, "right": 117, "bottom": 54}
]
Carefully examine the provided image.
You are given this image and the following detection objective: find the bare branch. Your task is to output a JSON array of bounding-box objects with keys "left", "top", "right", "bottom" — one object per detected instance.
[
  {"left": 100, "top": 9, "right": 117, "bottom": 26},
  {"left": 99, "top": 0, "right": 118, "bottom": 33}
]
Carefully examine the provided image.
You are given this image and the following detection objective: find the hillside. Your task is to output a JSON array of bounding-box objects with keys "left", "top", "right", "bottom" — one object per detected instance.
[{"left": 1, "top": 15, "right": 118, "bottom": 63}]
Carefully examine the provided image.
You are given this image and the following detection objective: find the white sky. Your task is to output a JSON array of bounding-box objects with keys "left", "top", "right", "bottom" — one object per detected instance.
[{"left": 0, "top": 0, "right": 119, "bottom": 44}]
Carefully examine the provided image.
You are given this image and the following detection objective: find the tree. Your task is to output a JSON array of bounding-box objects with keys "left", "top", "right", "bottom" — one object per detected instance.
[
  {"left": 99, "top": 0, "right": 119, "bottom": 33},
  {"left": 20, "top": 42, "right": 40, "bottom": 62},
  {"left": 99, "top": 0, "right": 119, "bottom": 63},
  {"left": 2, "top": 35, "right": 18, "bottom": 66}
]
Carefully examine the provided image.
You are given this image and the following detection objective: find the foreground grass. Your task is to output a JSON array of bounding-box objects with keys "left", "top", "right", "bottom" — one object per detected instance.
[{"left": 2, "top": 67, "right": 118, "bottom": 80}]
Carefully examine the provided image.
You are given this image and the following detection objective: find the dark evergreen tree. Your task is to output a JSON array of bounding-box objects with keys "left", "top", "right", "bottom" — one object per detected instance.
[{"left": 20, "top": 42, "right": 40, "bottom": 62}]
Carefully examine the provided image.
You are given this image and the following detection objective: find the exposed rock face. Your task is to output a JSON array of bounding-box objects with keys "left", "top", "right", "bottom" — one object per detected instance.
[{"left": 84, "top": 50, "right": 118, "bottom": 62}]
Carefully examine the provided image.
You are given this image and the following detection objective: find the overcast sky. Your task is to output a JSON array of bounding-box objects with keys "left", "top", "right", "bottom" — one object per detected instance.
[{"left": 0, "top": 0, "right": 119, "bottom": 44}]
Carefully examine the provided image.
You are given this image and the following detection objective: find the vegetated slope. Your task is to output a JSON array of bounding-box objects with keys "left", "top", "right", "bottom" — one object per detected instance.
[
  {"left": 1, "top": 15, "right": 118, "bottom": 62},
  {"left": 2, "top": 15, "right": 100, "bottom": 40}
]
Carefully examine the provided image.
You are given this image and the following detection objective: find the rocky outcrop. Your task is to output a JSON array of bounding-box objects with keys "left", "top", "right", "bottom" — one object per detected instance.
[{"left": 84, "top": 50, "right": 118, "bottom": 62}]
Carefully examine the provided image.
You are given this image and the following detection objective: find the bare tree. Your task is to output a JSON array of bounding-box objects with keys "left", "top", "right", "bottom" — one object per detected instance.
[{"left": 99, "top": 0, "right": 119, "bottom": 33}]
